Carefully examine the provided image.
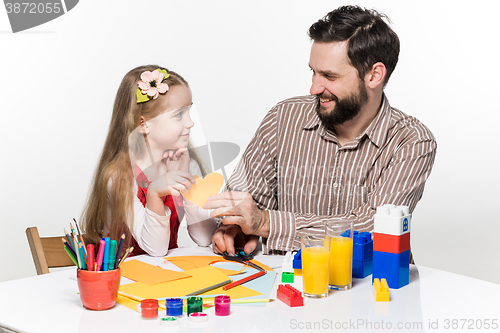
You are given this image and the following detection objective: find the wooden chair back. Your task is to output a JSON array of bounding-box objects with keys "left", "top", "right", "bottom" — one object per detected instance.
[{"left": 26, "top": 226, "right": 75, "bottom": 275}]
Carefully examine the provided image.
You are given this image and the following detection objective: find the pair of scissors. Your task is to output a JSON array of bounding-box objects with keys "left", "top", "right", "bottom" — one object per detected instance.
[{"left": 222, "top": 247, "right": 265, "bottom": 271}]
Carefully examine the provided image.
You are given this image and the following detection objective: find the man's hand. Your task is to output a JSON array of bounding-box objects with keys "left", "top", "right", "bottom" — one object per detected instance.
[
  {"left": 212, "top": 224, "right": 259, "bottom": 256},
  {"left": 203, "top": 191, "right": 270, "bottom": 238}
]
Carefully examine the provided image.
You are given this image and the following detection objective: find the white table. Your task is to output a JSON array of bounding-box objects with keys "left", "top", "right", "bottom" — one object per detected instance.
[{"left": 1, "top": 247, "right": 499, "bottom": 333}]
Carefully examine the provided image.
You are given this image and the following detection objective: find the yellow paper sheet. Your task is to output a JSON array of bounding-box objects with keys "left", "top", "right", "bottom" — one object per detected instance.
[
  {"left": 166, "top": 256, "right": 274, "bottom": 271},
  {"left": 119, "top": 265, "right": 232, "bottom": 299},
  {"left": 116, "top": 295, "right": 139, "bottom": 312},
  {"left": 120, "top": 259, "right": 191, "bottom": 285}
]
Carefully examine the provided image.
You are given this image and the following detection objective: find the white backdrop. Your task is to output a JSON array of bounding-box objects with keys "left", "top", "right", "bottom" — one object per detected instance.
[{"left": 1, "top": 0, "right": 499, "bottom": 284}]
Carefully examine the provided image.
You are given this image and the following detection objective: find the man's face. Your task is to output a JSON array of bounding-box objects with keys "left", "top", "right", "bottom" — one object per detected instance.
[{"left": 309, "top": 41, "right": 368, "bottom": 129}]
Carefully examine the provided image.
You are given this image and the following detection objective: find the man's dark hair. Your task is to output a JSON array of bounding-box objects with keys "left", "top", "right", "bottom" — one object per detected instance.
[{"left": 308, "top": 6, "right": 400, "bottom": 86}]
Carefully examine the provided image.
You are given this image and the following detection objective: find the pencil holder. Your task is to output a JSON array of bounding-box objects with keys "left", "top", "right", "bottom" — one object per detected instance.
[{"left": 76, "top": 268, "right": 121, "bottom": 310}]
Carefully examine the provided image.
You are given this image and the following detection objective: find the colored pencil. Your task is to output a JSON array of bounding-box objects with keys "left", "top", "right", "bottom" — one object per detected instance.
[
  {"left": 222, "top": 270, "right": 266, "bottom": 291},
  {"left": 186, "top": 279, "right": 232, "bottom": 296},
  {"left": 117, "top": 246, "right": 134, "bottom": 268},
  {"left": 64, "top": 229, "right": 75, "bottom": 252},
  {"left": 203, "top": 298, "right": 273, "bottom": 305},
  {"left": 73, "top": 218, "right": 87, "bottom": 257},
  {"left": 63, "top": 244, "right": 78, "bottom": 266},
  {"left": 61, "top": 238, "right": 77, "bottom": 259},
  {"left": 79, "top": 243, "right": 87, "bottom": 270},
  {"left": 157, "top": 294, "right": 226, "bottom": 301},
  {"left": 114, "top": 233, "right": 125, "bottom": 269}
]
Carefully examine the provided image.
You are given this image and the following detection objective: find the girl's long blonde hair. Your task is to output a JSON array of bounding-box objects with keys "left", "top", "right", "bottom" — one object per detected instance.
[{"left": 81, "top": 65, "right": 205, "bottom": 248}]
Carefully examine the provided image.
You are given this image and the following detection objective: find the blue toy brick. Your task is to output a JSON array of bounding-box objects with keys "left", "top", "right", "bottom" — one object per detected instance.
[
  {"left": 342, "top": 230, "right": 373, "bottom": 261},
  {"left": 292, "top": 250, "right": 302, "bottom": 269},
  {"left": 353, "top": 232, "right": 373, "bottom": 262},
  {"left": 372, "top": 250, "right": 410, "bottom": 289},
  {"left": 352, "top": 259, "right": 372, "bottom": 278}
]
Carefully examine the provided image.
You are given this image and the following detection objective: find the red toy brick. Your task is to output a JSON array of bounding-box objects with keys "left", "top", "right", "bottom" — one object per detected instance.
[
  {"left": 373, "top": 232, "right": 410, "bottom": 254},
  {"left": 277, "top": 284, "right": 303, "bottom": 307}
]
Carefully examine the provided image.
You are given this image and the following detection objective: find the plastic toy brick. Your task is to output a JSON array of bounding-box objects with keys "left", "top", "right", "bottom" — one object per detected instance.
[
  {"left": 341, "top": 230, "right": 373, "bottom": 261},
  {"left": 373, "top": 278, "right": 390, "bottom": 301},
  {"left": 353, "top": 231, "right": 373, "bottom": 261},
  {"left": 373, "top": 204, "right": 411, "bottom": 236},
  {"left": 294, "top": 269, "right": 302, "bottom": 276},
  {"left": 292, "top": 250, "right": 302, "bottom": 269},
  {"left": 373, "top": 232, "right": 410, "bottom": 254},
  {"left": 277, "top": 284, "right": 303, "bottom": 307},
  {"left": 281, "top": 272, "right": 294, "bottom": 283},
  {"left": 372, "top": 250, "right": 410, "bottom": 289},
  {"left": 352, "top": 259, "right": 372, "bottom": 278}
]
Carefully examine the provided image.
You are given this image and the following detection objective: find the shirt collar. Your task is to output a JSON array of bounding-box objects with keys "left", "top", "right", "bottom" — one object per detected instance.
[
  {"left": 302, "top": 94, "right": 392, "bottom": 149},
  {"left": 361, "top": 94, "right": 391, "bottom": 148}
]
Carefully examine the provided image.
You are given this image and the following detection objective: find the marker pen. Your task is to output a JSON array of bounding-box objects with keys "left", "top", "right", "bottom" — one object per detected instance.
[
  {"left": 102, "top": 237, "right": 110, "bottom": 271},
  {"left": 87, "top": 244, "right": 95, "bottom": 271},
  {"left": 96, "top": 239, "right": 106, "bottom": 271},
  {"left": 108, "top": 240, "right": 117, "bottom": 271}
]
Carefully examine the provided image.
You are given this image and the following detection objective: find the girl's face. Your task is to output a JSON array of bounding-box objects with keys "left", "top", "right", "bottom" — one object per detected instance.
[{"left": 146, "top": 84, "right": 194, "bottom": 151}]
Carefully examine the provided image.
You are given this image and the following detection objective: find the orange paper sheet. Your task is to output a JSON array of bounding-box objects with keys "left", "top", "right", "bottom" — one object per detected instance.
[
  {"left": 119, "top": 265, "right": 232, "bottom": 299},
  {"left": 120, "top": 259, "right": 191, "bottom": 285}
]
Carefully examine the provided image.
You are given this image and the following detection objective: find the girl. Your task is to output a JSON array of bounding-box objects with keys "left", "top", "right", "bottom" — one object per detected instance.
[{"left": 81, "top": 65, "right": 216, "bottom": 256}]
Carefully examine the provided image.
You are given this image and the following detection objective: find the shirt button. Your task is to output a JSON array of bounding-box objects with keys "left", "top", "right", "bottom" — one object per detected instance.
[
  {"left": 333, "top": 183, "right": 338, "bottom": 187},
  {"left": 141, "top": 181, "right": 148, "bottom": 188}
]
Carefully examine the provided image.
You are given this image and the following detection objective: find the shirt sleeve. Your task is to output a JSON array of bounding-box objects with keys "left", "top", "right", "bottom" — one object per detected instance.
[
  {"left": 226, "top": 108, "right": 281, "bottom": 251},
  {"left": 131, "top": 191, "right": 172, "bottom": 256}
]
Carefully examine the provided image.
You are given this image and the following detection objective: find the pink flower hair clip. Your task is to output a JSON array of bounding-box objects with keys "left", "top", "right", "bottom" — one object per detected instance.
[{"left": 136, "top": 69, "right": 169, "bottom": 103}]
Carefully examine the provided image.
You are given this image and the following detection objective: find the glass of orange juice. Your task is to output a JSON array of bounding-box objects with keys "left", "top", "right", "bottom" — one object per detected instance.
[
  {"left": 325, "top": 220, "right": 353, "bottom": 290},
  {"left": 301, "top": 235, "right": 330, "bottom": 298}
]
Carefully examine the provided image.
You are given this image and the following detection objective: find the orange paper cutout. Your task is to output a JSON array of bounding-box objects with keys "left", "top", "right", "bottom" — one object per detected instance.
[
  {"left": 120, "top": 259, "right": 191, "bottom": 285},
  {"left": 182, "top": 173, "right": 224, "bottom": 208}
]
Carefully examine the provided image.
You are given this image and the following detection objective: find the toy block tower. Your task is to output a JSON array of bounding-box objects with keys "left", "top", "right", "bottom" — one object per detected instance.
[{"left": 372, "top": 204, "right": 411, "bottom": 289}]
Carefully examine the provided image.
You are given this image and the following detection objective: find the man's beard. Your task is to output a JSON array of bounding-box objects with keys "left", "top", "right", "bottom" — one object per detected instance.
[{"left": 315, "top": 80, "right": 368, "bottom": 131}]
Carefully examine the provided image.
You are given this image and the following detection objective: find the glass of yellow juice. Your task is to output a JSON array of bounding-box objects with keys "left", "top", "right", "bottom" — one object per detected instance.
[
  {"left": 301, "top": 235, "right": 331, "bottom": 298},
  {"left": 325, "top": 220, "right": 353, "bottom": 290}
]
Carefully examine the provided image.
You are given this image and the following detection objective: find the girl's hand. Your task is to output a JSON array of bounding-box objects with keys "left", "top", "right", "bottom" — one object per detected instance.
[
  {"left": 164, "top": 148, "right": 190, "bottom": 173},
  {"left": 148, "top": 170, "right": 195, "bottom": 198}
]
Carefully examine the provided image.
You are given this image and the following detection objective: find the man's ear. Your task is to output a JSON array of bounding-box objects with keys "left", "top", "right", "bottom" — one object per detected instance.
[
  {"left": 139, "top": 116, "right": 149, "bottom": 135},
  {"left": 366, "top": 62, "right": 386, "bottom": 89}
]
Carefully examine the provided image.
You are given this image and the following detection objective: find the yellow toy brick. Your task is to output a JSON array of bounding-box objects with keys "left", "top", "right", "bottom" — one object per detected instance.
[
  {"left": 373, "top": 278, "right": 390, "bottom": 302},
  {"left": 294, "top": 269, "right": 302, "bottom": 276}
]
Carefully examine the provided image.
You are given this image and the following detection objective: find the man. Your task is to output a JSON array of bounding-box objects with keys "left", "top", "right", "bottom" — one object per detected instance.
[{"left": 204, "top": 6, "right": 436, "bottom": 257}]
